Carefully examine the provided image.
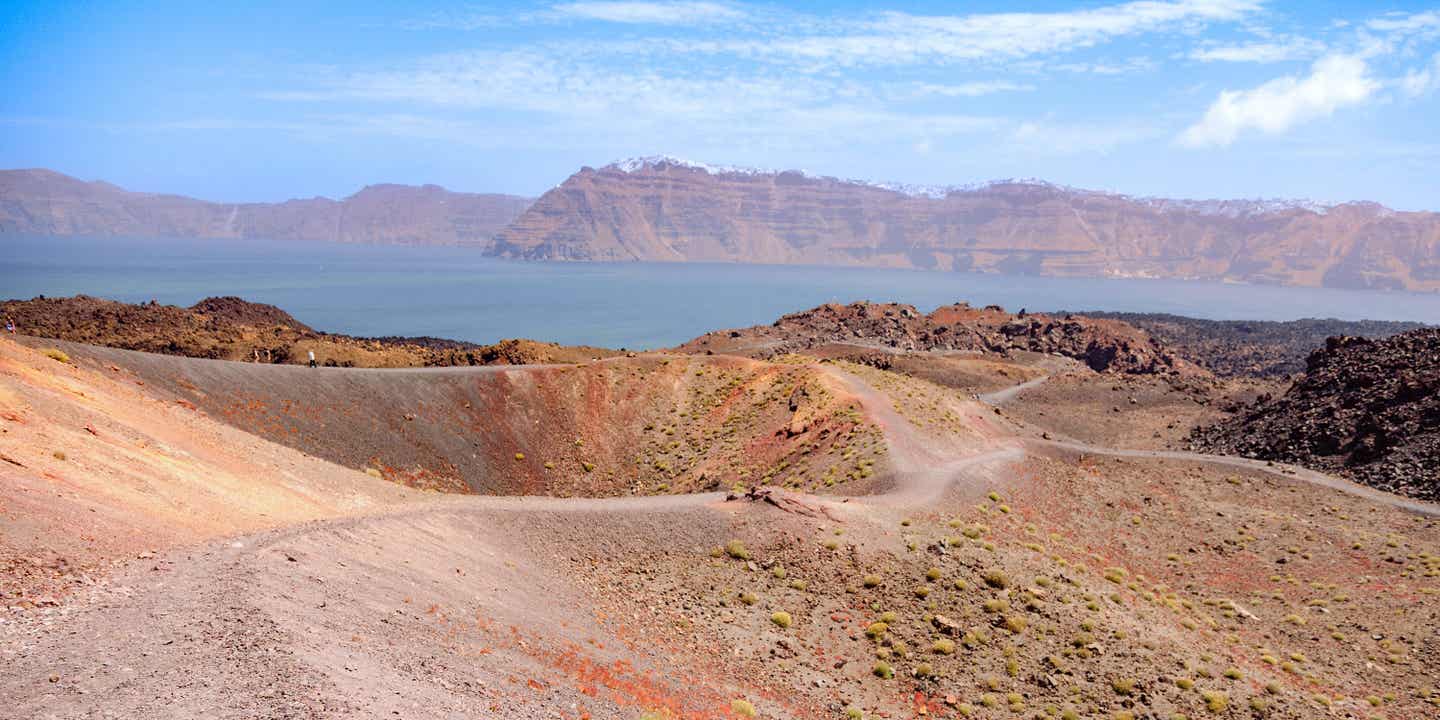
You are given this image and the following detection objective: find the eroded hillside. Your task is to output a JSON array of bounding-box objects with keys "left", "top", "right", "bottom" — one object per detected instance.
[
  {"left": 3, "top": 331, "right": 1438, "bottom": 720},
  {"left": 25, "top": 340, "right": 896, "bottom": 497}
]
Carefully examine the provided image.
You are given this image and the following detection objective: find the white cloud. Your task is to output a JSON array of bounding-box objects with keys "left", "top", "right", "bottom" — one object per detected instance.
[
  {"left": 1365, "top": 10, "right": 1440, "bottom": 34},
  {"left": 1052, "top": 57, "right": 1157, "bottom": 74},
  {"left": 906, "top": 81, "right": 1035, "bottom": 97},
  {"left": 667, "top": 0, "right": 1260, "bottom": 68},
  {"left": 264, "top": 50, "right": 1001, "bottom": 152},
  {"left": 550, "top": 1, "right": 743, "bottom": 25},
  {"left": 1189, "top": 40, "right": 1324, "bottom": 63},
  {"left": 1400, "top": 52, "right": 1440, "bottom": 98},
  {"left": 1009, "top": 120, "right": 1159, "bottom": 154},
  {"left": 1179, "top": 54, "right": 1378, "bottom": 147}
]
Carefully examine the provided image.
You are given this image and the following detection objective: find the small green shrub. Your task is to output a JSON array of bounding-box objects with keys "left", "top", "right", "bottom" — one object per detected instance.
[
  {"left": 1201, "top": 690, "right": 1228, "bottom": 712},
  {"left": 730, "top": 699, "right": 757, "bottom": 717},
  {"left": 933, "top": 639, "right": 956, "bottom": 655},
  {"left": 725, "top": 540, "right": 750, "bottom": 560},
  {"left": 770, "top": 611, "right": 792, "bottom": 628},
  {"left": 873, "top": 661, "right": 894, "bottom": 679},
  {"left": 863, "top": 574, "right": 882, "bottom": 588},
  {"left": 42, "top": 348, "right": 71, "bottom": 364}
]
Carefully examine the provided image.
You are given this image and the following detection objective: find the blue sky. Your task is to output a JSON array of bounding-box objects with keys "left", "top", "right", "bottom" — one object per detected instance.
[{"left": 2, "top": 1, "right": 1438, "bottom": 208}]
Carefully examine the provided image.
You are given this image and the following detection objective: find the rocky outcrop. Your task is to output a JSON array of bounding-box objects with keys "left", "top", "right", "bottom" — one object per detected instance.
[
  {"left": 1193, "top": 329, "right": 1440, "bottom": 501},
  {"left": 1080, "top": 312, "right": 1430, "bottom": 378},
  {"left": 0, "top": 295, "right": 617, "bottom": 367},
  {"left": 677, "top": 301, "right": 1202, "bottom": 376},
  {"left": 0, "top": 169, "right": 532, "bottom": 246},
  {"left": 490, "top": 158, "right": 1440, "bottom": 292}
]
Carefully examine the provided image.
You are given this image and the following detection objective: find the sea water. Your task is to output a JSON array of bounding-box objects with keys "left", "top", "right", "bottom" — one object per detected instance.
[{"left": 4, "top": 236, "right": 1437, "bottom": 349}]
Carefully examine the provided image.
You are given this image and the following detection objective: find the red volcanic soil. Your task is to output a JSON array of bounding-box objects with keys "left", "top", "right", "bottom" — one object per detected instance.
[
  {"left": 16, "top": 338, "right": 894, "bottom": 498},
  {"left": 3, "top": 334, "right": 1438, "bottom": 720}
]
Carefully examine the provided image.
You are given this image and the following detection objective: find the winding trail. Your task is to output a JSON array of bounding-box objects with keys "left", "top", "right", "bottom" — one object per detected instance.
[
  {"left": 1026, "top": 437, "right": 1440, "bottom": 518},
  {"left": 977, "top": 373, "right": 1050, "bottom": 406},
  {"left": 965, "top": 369, "right": 1440, "bottom": 518},
  {"left": 6, "top": 340, "right": 1438, "bottom": 720}
]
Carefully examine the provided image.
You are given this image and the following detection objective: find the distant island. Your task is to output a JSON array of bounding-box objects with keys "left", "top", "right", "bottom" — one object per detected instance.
[
  {"left": 5, "top": 159, "right": 1439, "bottom": 292},
  {"left": 0, "top": 168, "right": 532, "bottom": 246}
]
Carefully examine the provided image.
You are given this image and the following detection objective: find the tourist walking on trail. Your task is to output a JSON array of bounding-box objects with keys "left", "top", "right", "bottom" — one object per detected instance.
[
  {"left": 308, "top": 349, "right": 317, "bottom": 368},
  {"left": 4, "top": 316, "right": 14, "bottom": 334}
]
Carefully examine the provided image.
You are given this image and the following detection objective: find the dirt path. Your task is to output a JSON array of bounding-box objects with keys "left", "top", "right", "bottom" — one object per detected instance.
[
  {"left": 977, "top": 373, "right": 1049, "bottom": 406},
  {"left": 1, "top": 492, "right": 746, "bottom": 720},
  {"left": 1028, "top": 437, "right": 1440, "bottom": 518},
  {"left": 968, "top": 371, "right": 1440, "bottom": 518},
  {"left": 7, "top": 343, "right": 1439, "bottom": 719}
]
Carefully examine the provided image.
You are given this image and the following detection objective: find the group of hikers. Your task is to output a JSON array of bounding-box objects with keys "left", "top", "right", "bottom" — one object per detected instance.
[
  {"left": 3, "top": 314, "right": 328, "bottom": 368},
  {"left": 249, "top": 347, "right": 319, "bottom": 368}
]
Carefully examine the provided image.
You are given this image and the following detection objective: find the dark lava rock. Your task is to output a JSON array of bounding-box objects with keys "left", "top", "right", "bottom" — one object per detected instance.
[{"left": 1193, "top": 329, "right": 1440, "bottom": 501}]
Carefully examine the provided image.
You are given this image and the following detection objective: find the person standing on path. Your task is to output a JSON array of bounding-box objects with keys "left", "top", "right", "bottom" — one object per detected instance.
[
  {"left": 4, "top": 316, "right": 14, "bottom": 334},
  {"left": 308, "top": 349, "right": 316, "bottom": 368}
]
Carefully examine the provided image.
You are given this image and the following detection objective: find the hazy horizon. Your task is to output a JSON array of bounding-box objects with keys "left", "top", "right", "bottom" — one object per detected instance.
[{"left": 4, "top": 1, "right": 1440, "bottom": 210}]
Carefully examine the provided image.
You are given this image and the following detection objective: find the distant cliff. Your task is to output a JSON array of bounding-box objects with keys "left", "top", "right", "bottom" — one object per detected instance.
[
  {"left": 490, "top": 157, "right": 1440, "bottom": 293},
  {"left": 0, "top": 169, "right": 531, "bottom": 246}
]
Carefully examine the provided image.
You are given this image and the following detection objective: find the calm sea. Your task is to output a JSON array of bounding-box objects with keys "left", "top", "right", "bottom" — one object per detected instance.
[{"left": 4, "top": 236, "right": 1437, "bottom": 349}]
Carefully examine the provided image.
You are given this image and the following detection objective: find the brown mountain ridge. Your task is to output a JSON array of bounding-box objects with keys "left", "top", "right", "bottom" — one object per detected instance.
[
  {"left": 0, "top": 168, "right": 532, "bottom": 245},
  {"left": 491, "top": 157, "right": 1440, "bottom": 292},
  {"left": 7, "top": 161, "right": 1440, "bottom": 291}
]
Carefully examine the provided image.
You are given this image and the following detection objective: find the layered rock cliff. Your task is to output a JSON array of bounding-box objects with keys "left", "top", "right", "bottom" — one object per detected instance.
[
  {"left": 0, "top": 169, "right": 531, "bottom": 246},
  {"left": 490, "top": 157, "right": 1440, "bottom": 292}
]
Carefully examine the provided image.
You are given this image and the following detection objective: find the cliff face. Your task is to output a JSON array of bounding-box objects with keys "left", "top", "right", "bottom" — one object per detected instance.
[
  {"left": 490, "top": 158, "right": 1440, "bottom": 292},
  {"left": 0, "top": 169, "right": 532, "bottom": 246}
]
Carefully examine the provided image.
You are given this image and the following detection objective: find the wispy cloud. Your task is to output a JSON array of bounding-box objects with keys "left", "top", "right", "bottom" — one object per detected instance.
[
  {"left": 723, "top": 0, "right": 1259, "bottom": 68},
  {"left": 1365, "top": 10, "right": 1440, "bottom": 35},
  {"left": 1051, "top": 57, "right": 1157, "bottom": 74},
  {"left": 1179, "top": 54, "right": 1378, "bottom": 147},
  {"left": 1400, "top": 52, "right": 1440, "bottom": 98},
  {"left": 549, "top": 1, "right": 744, "bottom": 25},
  {"left": 276, "top": 1, "right": 1437, "bottom": 165},
  {"left": 905, "top": 81, "right": 1035, "bottom": 98},
  {"left": 1009, "top": 119, "right": 1160, "bottom": 154},
  {"left": 1189, "top": 39, "right": 1324, "bottom": 63}
]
